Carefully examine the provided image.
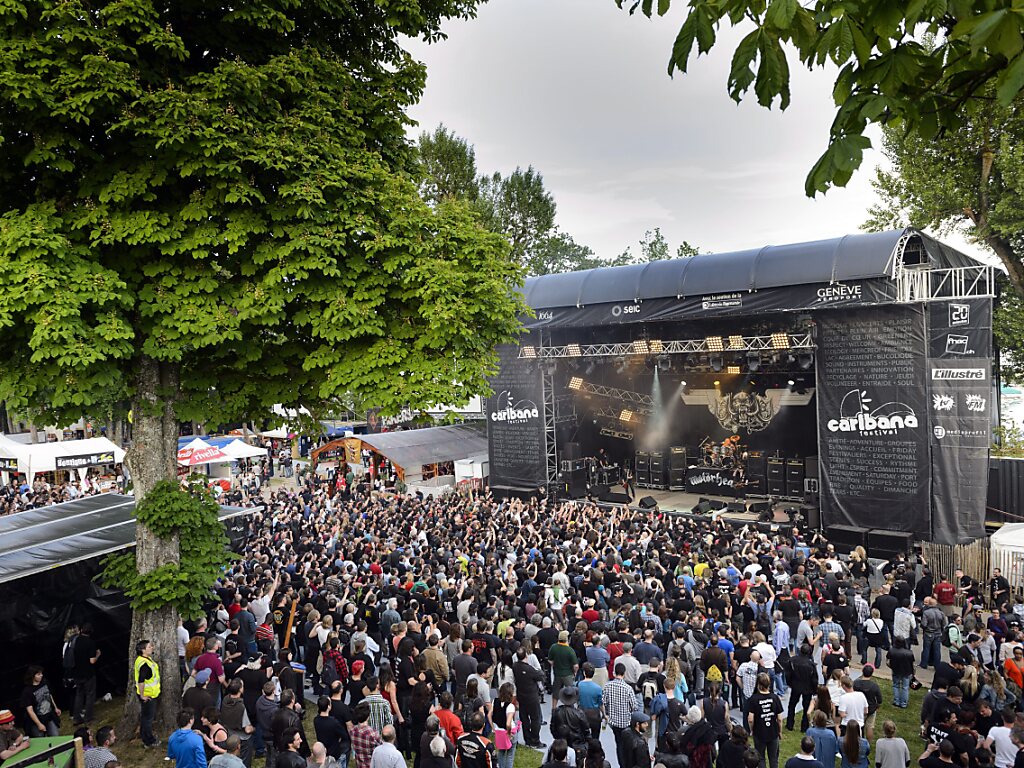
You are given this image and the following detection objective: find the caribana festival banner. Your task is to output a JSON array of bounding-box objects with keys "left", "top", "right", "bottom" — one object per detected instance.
[
  {"left": 815, "top": 304, "right": 931, "bottom": 538},
  {"left": 486, "top": 345, "right": 547, "bottom": 491}
]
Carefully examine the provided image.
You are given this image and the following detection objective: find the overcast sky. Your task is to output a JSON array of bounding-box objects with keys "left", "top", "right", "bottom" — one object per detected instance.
[{"left": 404, "top": 0, "right": 987, "bottom": 263}]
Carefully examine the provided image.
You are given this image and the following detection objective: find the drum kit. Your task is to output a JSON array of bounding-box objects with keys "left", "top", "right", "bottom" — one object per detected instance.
[{"left": 702, "top": 435, "right": 747, "bottom": 468}]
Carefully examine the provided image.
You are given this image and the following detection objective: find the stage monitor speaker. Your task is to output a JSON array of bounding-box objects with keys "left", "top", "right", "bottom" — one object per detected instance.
[
  {"left": 767, "top": 479, "right": 786, "bottom": 495},
  {"left": 867, "top": 529, "right": 914, "bottom": 560},
  {"left": 748, "top": 501, "right": 771, "bottom": 514},
  {"left": 562, "top": 442, "right": 581, "bottom": 461},
  {"left": 827, "top": 524, "right": 868, "bottom": 552},
  {"left": 593, "top": 483, "right": 610, "bottom": 498},
  {"left": 767, "top": 458, "right": 785, "bottom": 479},
  {"left": 805, "top": 456, "right": 819, "bottom": 480},
  {"left": 805, "top": 505, "right": 821, "bottom": 530},
  {"left": 746, "top": 456, "right": 766, "bottom": 478},
  {"left": 693, "top": 501, "right": 713, "bottom": 514},
  {"left": 726, "top": 502, "right": 746, "bottom": 513},
  {"left": 602, "top": 491, "right": 631, "bottom": 504},
  {"left": 638, "top": 496, "right": 658, "bottom": 510}
]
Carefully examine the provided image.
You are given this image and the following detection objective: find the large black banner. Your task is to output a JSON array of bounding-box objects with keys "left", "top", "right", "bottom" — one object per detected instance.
[
  {"left": 816, "top": 305, "right": 931, "bottom": 538},
  {"left": 522, "top": 278, "right": 896, "bottom": 329},
  {"left": 486, "top": 345, "right": 547, "bottom": 491},
  {"left": 928, "top": 298, "right": 992, "bottom": 360},
  {"left": 929, "top": 360, "right": 990, "bottom": 544}
]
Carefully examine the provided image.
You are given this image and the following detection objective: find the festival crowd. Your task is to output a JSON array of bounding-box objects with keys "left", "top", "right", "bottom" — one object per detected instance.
[{"left": 7, "top": 469, "right": 1024, "bottom": 768}]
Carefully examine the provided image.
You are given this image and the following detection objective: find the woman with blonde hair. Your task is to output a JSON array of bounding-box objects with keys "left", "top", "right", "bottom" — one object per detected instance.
[{"left": 960, "top": 664, "right": 981, "bottom": 702}]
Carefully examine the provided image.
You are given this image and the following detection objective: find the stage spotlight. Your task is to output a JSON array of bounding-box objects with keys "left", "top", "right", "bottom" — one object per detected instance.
[
  {"left": 632, "top": 339, "right": 649, "bottom": 355},
  {"left": 544, "top": 361, "right": 557, "bottom": 376},
  {"left": 713, "top": 380, "right": 721, "bottom": 387},
  {"left": 619, "top": 409, "right": 634, "bottom": 423},
  {"left": 656, "top": 354, "right": 670, "bottom": 371},
  {"left": 584, "top": 360, "right": 596, "bottom": 375},
  {"left": 771, "top": 332, "right": 789, "bottom": 349},
  {"left": 798, "top": 350, "right": 814, "bottom": 370},
  {"left": 706, "top": 336, "right": 724, "bottom": 351},
  {"left": 521, "top": 345, "right": 536, "bottom": 358},
  {"left": 566, "top": 343, "right": 582, "bottom": 357},
  {"left": 726, "top": 365, "right": 741, "bottom": 374},
  {"left": 569, "top": 376, "right": 583, "bottom": 391},
  {"left": 650, "top": 339, "right": 664, "bottom": 353},
  {"left": 747, "top": 351, "right": 761, "bottom": 372},
  {"left": 615, "top": 356, "right": 628, "bottom": 374},
  {"left": 787, "top": 379, "right": 796, "bottom": 391},
  {"left": 728, "top": 334, "right": 744, "bottom": 350},
  {"left": 710, "top": 354, "right": 723, "bottom": 372}
]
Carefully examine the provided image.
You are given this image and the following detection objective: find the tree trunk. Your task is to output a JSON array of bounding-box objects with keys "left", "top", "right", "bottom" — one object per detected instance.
[{"left": 120, "top": 356, "right": 182, "bottom": 741}]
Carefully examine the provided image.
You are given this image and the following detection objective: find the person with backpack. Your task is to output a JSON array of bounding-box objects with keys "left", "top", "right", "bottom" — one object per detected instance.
[{"left": 551, "top": 687, "right": 590, "bottom": 760}]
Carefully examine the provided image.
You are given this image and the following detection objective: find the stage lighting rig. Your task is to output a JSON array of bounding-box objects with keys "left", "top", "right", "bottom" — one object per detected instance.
[
  {"left": 797, "top": 351, "right": 814, "bottom": 370},
  {"left": 770, "top": 332, "right": 789, "bottom": 349},
  {"left": 650, "top": 339, "right": 664, "bottom": 353},
  {"left": 569, "top": 376, "right": 584, "bottom": 391},
  {"left": 521, "top": 345, "right": 536, "bottom": 358},
  {"left": 706, "top": 336, "right": 724, "bottom": 352},
  {"left": 747, "top": 352, "right": 761, "bottom": 372},
  {"left": 584, "top": 360, "right": 596, "bottom": 375},
  {"left": 619, "top": 409, "right": 634, "bottom": 423},
  {"left": 728, "top": 335, "right": 744, "bottom": 350},
  {"left": 726, "top": 365, "right": 741, "bottom": 374},
  {"left": 656, "top": 354, "right": 671, "bottom": 371},
  {"left": 566, "top": 343, "right": 582, "bottom": 357},
  {"left": 710, "top": 354, "right": 724, "bottom": 372},
  {"left": 632, "top": 339, "right": 649, "bottom": 355},
  {"left": 615, "top": 356, "right": 628, "bottom": 374}
]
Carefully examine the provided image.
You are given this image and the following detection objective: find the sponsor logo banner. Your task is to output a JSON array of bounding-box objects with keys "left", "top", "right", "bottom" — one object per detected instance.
[{"left": 55, "top": 452, "right": 115, "bottom": 470}]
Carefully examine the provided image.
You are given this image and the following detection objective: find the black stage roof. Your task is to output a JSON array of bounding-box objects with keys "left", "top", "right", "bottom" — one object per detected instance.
[{"left": 521, "top": 228, "right": 979, "bottom": 311}]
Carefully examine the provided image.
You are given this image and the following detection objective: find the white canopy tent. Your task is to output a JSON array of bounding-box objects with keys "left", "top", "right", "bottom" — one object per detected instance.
[
  {"left": 177, "top": 438, "right": 233, "bottom": 466},
  {"left": 220, "top": 439, "right": 268, "bottom": 460},
  {"left": 0, "top": 435, "right": 125, "bottom": 482},
  {"left": 991, "top": 524, "right": 1024, "bottom": 592}
]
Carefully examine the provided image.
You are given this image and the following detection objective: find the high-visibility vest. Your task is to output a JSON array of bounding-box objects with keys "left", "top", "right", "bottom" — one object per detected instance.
[{"left": 134, "top": 655, "right": 161, "bottom": 699}]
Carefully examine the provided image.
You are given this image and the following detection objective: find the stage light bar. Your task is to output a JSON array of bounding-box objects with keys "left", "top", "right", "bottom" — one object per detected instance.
[
  {"left": 632, "top": 339, "right": 649, "bottom": 355},
  {"left": 619, "top": 409, "right": 634, "bottom": 423},
  {"left": 521, "top": 345, "right": 536, "bottom": 358},
  {"left": 706, "top": 336, "right": 724, "bottom": 351},
  {"left": 728, "top": 335, "right": 744, "bottom": 350},
  {"left": 569, "top": 376, "right": 583, "bottom": 391},
  {"left": 771, "top": 332, "right": 789, "bottom": 349},
  {"left": 649, "top": 339, "right": 664, "bottom": 353},
  {"left": 566, "top": 343, "right": 582, "bottom": 357},
  {"left": 726, "top": 365, "right": 741, "bottom": 374},
  {"left": 713, "top": 380, "right": 721, "bottom": 387}
]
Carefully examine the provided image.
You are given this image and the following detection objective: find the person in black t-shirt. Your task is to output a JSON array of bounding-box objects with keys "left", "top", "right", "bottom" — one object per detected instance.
[
  {"left": 72, "top": 624, "right": 100, "bottom": 726},
  {"left": 313, "top": 696, "right": 347, "bottom": 760},
  {"left": 783, "top": 736, "right": 824, "bottom": 768},
  {"left": 745, "top": 674, "right": 782, "bottom": 768},
  {"left": 919, "top": 740, "right": 957, "bottom": 768}
]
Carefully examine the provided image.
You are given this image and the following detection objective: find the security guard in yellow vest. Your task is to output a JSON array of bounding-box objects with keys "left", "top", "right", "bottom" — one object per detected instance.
[{"left": 133, "top": 640, "right": 160, "bottom": 748}]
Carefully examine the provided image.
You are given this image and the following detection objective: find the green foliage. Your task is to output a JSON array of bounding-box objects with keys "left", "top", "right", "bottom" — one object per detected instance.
[
  {"left": 477, "top": 167, "right": 558, "bottom": 269},
  {"left": 102, "top": 481, "right": 234, "bottom": 619},
  {"left": 993, "top": 421, "right": 1024, "bottom": 457},
  {"left": 417, "top": 125, "right": 481, "bottom": 206},
  {"left": 863, "top": 92, "right": 1024, "bottom": 373},
  {"left": 614, "top": 228, "right": 702, "bottom": 265},
  {"left": 0, "top": 0, "right": 524, "bottom": 430},
  {"left": 618, "top": 0, "right": 1024, "bottom": 196}
]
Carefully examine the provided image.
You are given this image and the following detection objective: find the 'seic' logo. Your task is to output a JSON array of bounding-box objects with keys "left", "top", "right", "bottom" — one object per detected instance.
[
  {"left": 827, "top": 390, "right": 919, "bottom": 435},
  {"left": 611, "top": 304, "right": 641, "bottom": 317},
  {"left": 932, "top": 394, "right": 954, "bottom": 412},
  {"left": 949, "top": 303, "right": 971, "bottom": 327},
  {"left": 490, "top": 390, "right": 540, "bottom": 423},
  {"left": 933, "top": 426, "right": 946, "bottom": 439}
]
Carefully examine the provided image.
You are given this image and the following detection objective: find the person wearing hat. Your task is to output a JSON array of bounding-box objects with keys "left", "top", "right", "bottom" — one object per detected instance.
[
  {"left": 622, "top": 711, "right": 652, "bottom": 768},
  {"left": 551, "top": 686, "right": 590, "bottom": 760},
  {"left": 0, "top": 709, "right": 30, "bottom": 762},
  {"left": 549, "top": 630, "right": 579, "bottom": 716},
  {"left": 134, "top": 639, "right": 161, "bottom": 748},
  {"left": 183, "top": 666, "right": 215, "bottom": 718}
]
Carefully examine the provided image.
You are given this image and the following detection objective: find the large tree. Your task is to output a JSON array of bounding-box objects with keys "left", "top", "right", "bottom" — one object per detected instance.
[
  {"left": 863, "top": 92, "right": 1024, "bottom": 376},
  {"left": 0, "top": 0, "right": 523, "bottom": 734},
  {"left": 619, "top": 0, "right": 1024, "bottom": 196}
]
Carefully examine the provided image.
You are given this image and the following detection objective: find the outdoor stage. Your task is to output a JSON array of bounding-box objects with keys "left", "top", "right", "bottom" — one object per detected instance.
[{"left": 486, "top": 229, "right": 996, "bottom": 546}]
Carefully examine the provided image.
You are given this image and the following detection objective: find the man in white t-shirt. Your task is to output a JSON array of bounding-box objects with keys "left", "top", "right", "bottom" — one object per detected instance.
[
  {"left": 985, "top": 709, "right": 1017, "bottom": 768},
  {"left": 837, "top": 676, "right": 868, "bottom": 729}
]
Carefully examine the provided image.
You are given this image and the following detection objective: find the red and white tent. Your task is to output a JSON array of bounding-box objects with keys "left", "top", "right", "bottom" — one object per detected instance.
[{"left": 177, "top": 438, "right": 231, "bottom": 466}]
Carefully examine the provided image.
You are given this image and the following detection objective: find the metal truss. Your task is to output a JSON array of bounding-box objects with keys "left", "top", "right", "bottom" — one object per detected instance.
[
  {"left": 896, "top": 265, "right": 995, "bottom": 303},
  {"left": 519, "top": 333, "right": 813, "bottom": 359},
  {"left": 600, "top": 426, "right": 635, "bottom": 440},
  {"left": 575, "top": 381, "right": 655, "bottom": 407},
  {"left": 593, "top": 404, "right": 652, "bottom": 420},
  {"left": 540, "top": 331, "right": 559, "bottom": 492}
]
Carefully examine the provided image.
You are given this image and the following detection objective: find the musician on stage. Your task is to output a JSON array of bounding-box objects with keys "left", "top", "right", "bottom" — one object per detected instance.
[{"left": 622, "top": 466, "right": 635, "bottom": 501}]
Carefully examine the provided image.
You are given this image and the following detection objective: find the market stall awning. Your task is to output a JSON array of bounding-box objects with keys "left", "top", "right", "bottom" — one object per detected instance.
[
  {"left": 0, "top": 435, "right": 125, "bottom": 477},
  {"left": 358, "top": 424, "right": 488, "bottom": 471}
]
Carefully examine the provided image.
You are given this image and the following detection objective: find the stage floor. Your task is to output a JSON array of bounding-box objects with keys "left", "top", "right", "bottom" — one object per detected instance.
[{"left": 627, "top": 487, "right": 802, "bottom": 525}]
